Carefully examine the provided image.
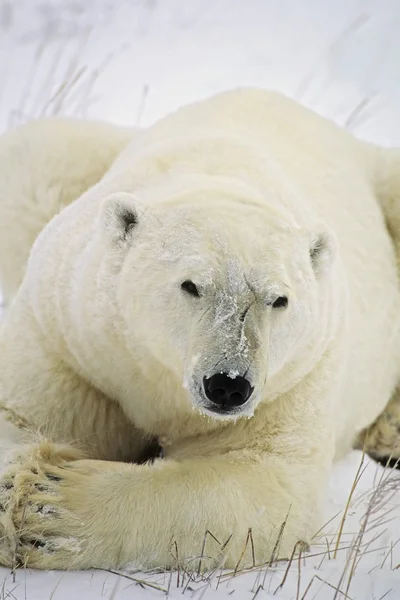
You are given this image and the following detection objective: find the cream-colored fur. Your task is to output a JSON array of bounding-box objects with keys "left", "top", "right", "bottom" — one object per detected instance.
[
  {"left": 0, "top": 117, "right": 134, "bottom": 306},
  {"left": 1, "top": 89, "right": 400, "bottom": 571}
]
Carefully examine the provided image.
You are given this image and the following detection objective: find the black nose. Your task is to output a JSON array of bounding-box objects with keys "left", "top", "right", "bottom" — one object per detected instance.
[{"left": 203, "top": 373, "right": 253, "bottom": 408}]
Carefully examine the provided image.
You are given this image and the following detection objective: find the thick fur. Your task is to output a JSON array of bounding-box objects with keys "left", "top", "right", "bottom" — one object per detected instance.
[
  {"left": 0, "top": 117, "right": 134, "bottom": 305},
  {"left": 1, "top": 89, "right": 400, "bottom": 571}
]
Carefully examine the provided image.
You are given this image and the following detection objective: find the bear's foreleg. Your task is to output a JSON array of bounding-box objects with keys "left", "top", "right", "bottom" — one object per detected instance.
[{"left": 1, "top": 434, "right": 332, "bottom": 571}]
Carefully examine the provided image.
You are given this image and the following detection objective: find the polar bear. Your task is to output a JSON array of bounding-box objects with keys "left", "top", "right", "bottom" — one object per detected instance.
[{"left": 0, "top": 88, "right": 400, "bottom": 572}]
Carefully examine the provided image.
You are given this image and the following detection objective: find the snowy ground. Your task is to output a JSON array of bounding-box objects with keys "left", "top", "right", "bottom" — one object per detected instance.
[{"left": 1, "top": 0, "right": 400, "bottom": 598}]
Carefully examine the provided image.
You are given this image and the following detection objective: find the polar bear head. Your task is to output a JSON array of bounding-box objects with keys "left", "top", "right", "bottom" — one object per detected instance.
[{"left": 101, "top": 178, "right": 336, "bottom": 420}]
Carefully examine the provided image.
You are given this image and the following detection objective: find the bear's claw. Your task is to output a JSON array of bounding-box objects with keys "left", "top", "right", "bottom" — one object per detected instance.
[{"left": 0, "top": 443, "right": 85, "bottom": 568}]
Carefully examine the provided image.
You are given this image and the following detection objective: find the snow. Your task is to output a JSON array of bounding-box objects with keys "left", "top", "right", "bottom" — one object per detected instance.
[{"left": 1, "top": 0, "right": 400, "bottom": 598}]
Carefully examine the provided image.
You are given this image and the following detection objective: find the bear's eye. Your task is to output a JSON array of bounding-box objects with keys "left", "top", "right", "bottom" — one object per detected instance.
[
  {"left": 181, "top": 280, "right": 200, "bottom": 297},
  {"left": 272, "top": 296, "right": 288, "bottom": 309}
]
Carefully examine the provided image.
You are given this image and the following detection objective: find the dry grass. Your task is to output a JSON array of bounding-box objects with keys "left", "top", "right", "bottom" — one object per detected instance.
[{"left": 1, "top": 5, "right": 130, "bottom": 132}]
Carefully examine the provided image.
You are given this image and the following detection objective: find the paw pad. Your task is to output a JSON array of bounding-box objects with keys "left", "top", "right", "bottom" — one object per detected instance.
[
  {"left": 34, "top": 483, "right": 53, "bottom": 493},
  {"left": 45, "top": 473, "right": 62, "bottom": 482},
  {"left": 20, "top": 536, "right": 47, "bottom": 550},
  {"left": 32, "top": 504, "right": 58, "bottom": 517}
]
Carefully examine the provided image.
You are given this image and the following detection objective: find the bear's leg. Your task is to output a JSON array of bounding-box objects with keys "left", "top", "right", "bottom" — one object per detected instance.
[
  {"left": 1, "top": 441, "right": 332, "bottom": 571},
  {"left": 0, "top": 118, "right": 134, "bottom": 306},
  {"left": 0, "top": 366, "right": 335, "bottom": 571},
  {"left": 356, "top": 390, "right": 400, "bottom": 465}
]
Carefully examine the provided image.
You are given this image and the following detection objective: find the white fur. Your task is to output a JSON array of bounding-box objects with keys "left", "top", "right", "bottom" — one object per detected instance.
[
  {"left": 0, "top": 89, "right": 400, "bottom": 571},
  {"left": 0, "top": 117, "right": 134, "bottom": 305}
]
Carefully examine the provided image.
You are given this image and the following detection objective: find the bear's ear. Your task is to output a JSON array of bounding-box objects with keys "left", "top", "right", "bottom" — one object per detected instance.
[
  {"left": 309, "top": 227, "right": 336, "bottom": 277},
  {"left": 102, "top": 192, "right": 139, "bottom": 245}
]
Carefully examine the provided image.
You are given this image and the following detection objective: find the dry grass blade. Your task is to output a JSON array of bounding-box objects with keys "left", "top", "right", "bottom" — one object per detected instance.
[
  {"left": 316, "top": 537, "right": 331, "bottom": 570},
  {"left": 344, "top": 94, "right": 375, "bottom": 130},
  {"left": 380, "top": 539, "right": 398, "bottom": 570},
  {"left": 274, "top": 541, "right": 303, "bottom": 595},
  {"left": 296, "top": 543, "right": 302, "bottom": 600},
  {"left": 169, "top": 540, "right": 180, "bottom": 587},
  {"left": 107, "top": 578, "right": 120, "bottom": 600},
  {"left": 101, "top": 569, "right": 167, "bottom": 594},
  {"left": 314, "top": 575, "right": 354, "bottom": 600},
  {"left": 377, "top": 589, "right": 393, "bottom": 600},
  {"left": 267, "top": 507, "right": 291, "bottom": 570},
  {"left": 49, "top": 575, "right": 64, "bottom": 600},
  {"left": 232, "top": 527, "right": 256, "bottom": 577},
  {"left": 333, "top": 451, "right": 366, "bottom": 559},
  {"left": 135, "top": 83, "right": 150, "bottom": 126},
  {"left": 196, "top": 529, "right": 221, "bottom": 576},
  {"left": 251, "top": 585, "right": 263, "bottom": 599}
]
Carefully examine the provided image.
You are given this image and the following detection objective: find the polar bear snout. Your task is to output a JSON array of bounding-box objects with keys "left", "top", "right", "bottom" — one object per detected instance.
[{"left": 203, "top": 373, "right": 254, "bottom": 411}]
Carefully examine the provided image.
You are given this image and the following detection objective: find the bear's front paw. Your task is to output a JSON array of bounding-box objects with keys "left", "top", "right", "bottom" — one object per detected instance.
[{"left": 0, "top": 442, "right": 85, "bottom": 569}]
